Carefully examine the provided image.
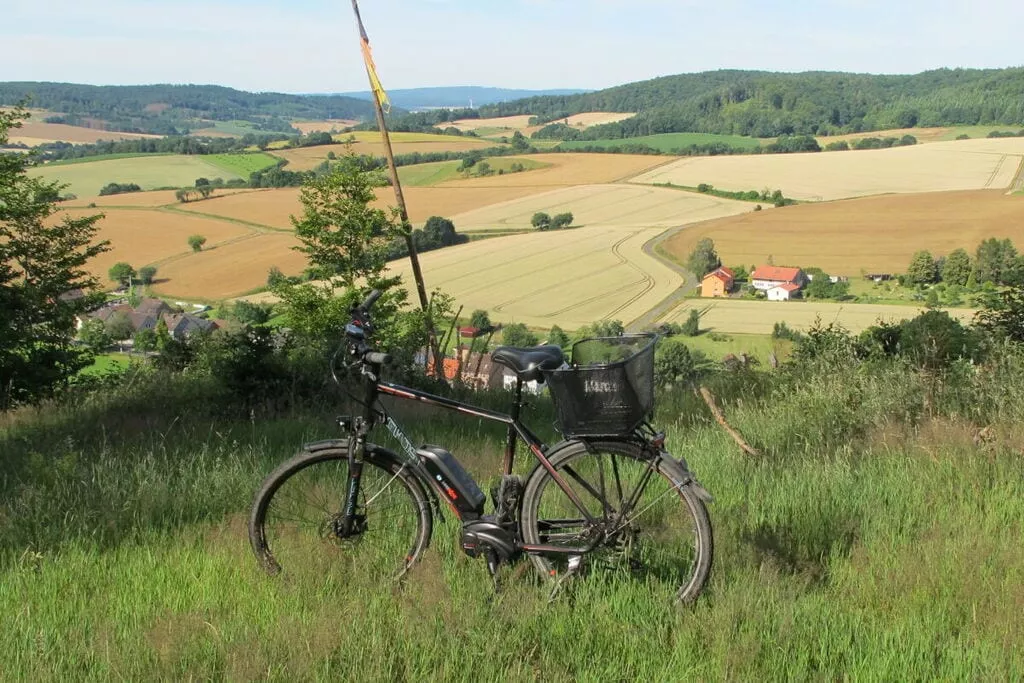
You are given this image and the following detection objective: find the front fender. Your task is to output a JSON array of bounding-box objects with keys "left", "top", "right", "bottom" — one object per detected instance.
[{"left": 302, "top": 439, "right": 447, "bottom": 520}]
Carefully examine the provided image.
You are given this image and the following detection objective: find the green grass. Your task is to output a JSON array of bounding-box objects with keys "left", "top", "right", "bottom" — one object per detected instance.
[
  {"left": 30, "top": 155, "right": 245, "bottom": 197},
  {"left": 398, "top": 157, "right": 548, "bottom": 187},
  {"left": 938, "top": 125, "right": 1024, "bottom": 141},
  {"left": 205, "top": 152, "right": 280, "bottom": 177},
  {"left": 673, "top": 331, "right": 788, "bottom": 365},
  {"left": 2, "top": 363, "right": 1023, "bottom": 679},
  {"left": 40, "top": 153, "right": 175, "bottom": 167},
  {"left": 78, "top": 352, "right": 132, "bottom": 376},
  {"left": 558, "top": 132, "right": 765, "bottom": 153}
]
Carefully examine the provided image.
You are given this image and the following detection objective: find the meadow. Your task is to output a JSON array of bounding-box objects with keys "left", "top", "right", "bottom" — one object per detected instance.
[
  {"left": 32, "top": 155, "right": 248, "bottom": 197},
  {"left": 269, "top": 133, "right": 496, "bottom": 171},
  {"left": 558, "top": 132, "right": 763, "bottom": 153},
  {"left": 7, "top": 120, "right": 158, "bottom": 146},
  {"left": 661, "top": 189, "right": 1024, "bottom": 276},
  {"left": 631, "top": 138, "right": 1024, "bottom": 201},
  {"left": 204, "top": 152, "right": 280, "bottom": 177},
  {"left": 2, "top": 355, "right": 1022, "bottom": 679},
  {"left": 397, "top": 156, "right": 549, "bottom": 187}
]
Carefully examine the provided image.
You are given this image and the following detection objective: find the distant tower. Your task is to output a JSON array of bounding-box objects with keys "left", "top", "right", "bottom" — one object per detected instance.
[{"left": 469, "top": 98, "right": 474, "bottom": 109}]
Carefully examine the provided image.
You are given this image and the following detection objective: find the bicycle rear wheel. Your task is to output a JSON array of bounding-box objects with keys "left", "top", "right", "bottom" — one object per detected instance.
[
  {"left": 519, "top": 440, "right": 713, "bottom": 603},
  {"left": 249, "top": 444, "right": 432, "bottom": 580}
]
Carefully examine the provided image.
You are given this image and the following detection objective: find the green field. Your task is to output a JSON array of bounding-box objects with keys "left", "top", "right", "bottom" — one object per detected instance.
[
  {"left": 31, "top": 155, "right": 246, "bottom": 197},
  {"left": 78, "top": 352, "right": 132, "bottom": 376},
  {"left": 2, "top": 360, "right": 1023, "bottom": 679},
  {"left": 205, "top": 152, "right": 279, "bottom": 177},
  {"left": 397, "top": 157, "right": 549, "bottom": 187},
  {"left": 558, "top": 132, "right": 765, "bottom": 153},
  {"left": 41, "top": 153, "right": 175, "bottom": 167}
]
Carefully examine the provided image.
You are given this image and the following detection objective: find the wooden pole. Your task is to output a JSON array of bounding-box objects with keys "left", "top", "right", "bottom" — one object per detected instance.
[{"left": 350, "top": 0, "right": 444, "bottom": 378}]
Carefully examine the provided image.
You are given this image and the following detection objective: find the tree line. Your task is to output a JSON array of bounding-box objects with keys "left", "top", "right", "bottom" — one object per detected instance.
[
  {"left": 0, "top": 82, "right": 382, "bottom": 136},
  {"left": 478, "top": 67, "right": 1024, "bottom": 140}
]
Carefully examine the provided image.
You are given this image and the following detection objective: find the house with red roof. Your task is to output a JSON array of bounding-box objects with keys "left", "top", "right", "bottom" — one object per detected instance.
[{"left": 701, "top": 267, "right": 735, "bottom": 298}]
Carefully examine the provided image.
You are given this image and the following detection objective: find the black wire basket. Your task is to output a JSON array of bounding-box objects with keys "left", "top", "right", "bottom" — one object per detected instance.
[{"left": 543, "top": 334, "right": 657, "bottom": 437}]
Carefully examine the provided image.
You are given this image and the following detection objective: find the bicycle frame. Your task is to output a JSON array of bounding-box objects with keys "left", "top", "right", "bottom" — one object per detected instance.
[{"left": 344, "top": 372, "right": 648, "bottom": 557}]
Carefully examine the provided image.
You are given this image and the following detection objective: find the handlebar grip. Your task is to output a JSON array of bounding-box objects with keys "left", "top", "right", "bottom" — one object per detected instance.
[
  {"left": 364, "top": 351, "right": 392, "bottom": 365},
  {"left": 358, "top": 289, "right": 382, "bottom": 313}
]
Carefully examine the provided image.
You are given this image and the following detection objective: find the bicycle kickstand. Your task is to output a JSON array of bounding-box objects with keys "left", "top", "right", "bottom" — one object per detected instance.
[{"left": 547, "top": 555, "right": 583, "bottom": 604}]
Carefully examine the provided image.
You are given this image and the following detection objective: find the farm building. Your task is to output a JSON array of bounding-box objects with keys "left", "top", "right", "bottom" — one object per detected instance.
[
  {"left": 701, "top": 267, "right": 735, "bottom": 298},
  {"left": 767, "top": 283, "right": 803, "bottom": 301},
  {"left": 751, "top": 265, "right": 807, "bottom": 291}
]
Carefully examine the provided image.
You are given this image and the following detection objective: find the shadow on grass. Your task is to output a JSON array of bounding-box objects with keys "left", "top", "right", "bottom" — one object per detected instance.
[{"left": 741, "top": 516, "right": 859, "bottom": 586}]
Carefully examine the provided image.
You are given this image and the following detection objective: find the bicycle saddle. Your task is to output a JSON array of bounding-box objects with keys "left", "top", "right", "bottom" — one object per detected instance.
[{"left": 491, "top": 345, "right": 564, "bottom": 383}]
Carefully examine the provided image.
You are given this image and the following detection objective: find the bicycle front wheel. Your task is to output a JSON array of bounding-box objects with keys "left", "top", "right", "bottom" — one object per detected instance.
[
  {"left": 249, "top": 444, "right": 433, "bottom": 580},
  {"left": 520, "top": 440, "right": 713, "bottom": 603}
]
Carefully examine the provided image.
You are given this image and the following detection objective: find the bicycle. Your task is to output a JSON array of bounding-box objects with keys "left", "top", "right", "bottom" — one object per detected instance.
[{"left": 249, "top": 290, "right": 714, "bottom": 603}]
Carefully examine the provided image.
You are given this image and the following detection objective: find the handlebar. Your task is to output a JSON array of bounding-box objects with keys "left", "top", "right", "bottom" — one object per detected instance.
[{"left": 358, "top": 289, "right": 382, "bottom": 314}]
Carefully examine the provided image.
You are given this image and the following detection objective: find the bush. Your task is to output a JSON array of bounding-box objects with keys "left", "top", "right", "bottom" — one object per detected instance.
[{"left": 98, "top": 182, "right": 142, "bottom": 196}]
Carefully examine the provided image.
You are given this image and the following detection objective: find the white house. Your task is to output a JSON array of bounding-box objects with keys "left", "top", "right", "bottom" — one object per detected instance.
[
  {"left": 751, "top": 265, "right": 807, "bottom": 292},
  {"left": 767, "top": 283, "right": 802, "bottom": 301}
]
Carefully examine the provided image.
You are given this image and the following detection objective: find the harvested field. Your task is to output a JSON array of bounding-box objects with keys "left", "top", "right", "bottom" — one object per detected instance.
[
  {"left": 449, "top": 184, "right": 755, "bottom": 232},
  {"left": 7, "top": 121, "right": 158, "bottom": 146},
  {"left": 448, "top": 115, "right": 534, "bottom": 132},
  {"left": 66, "top": 188, "right": 263, "bottom": 208},
  {"left": 385, "top": 225, "right": 683, "bottom": 328},
  {"left": 152, "top": 233, "right": 305, "bottom": 300},
  {"left": 665, "top": 298, "right": 974, "bottom": 335},
  {"left": 291, "top": 119, "right": 359, "bottom": 134},
  {"left": 559, "top": 132, "right": 762, "bottom": 153},
  {"left": 633, "top": 138, "right": 1024, "bottom": 201},
  {"left": 660, "top": 189, "right": 1024, "bottom": 275},
  {"left": 177, "top": 185, "right": 549, "bottom": 229},
  {"left": 31, "top": 155, "right": 245, "bottom": 197},
  {"left": 269, "top": 137, "right": 495, "bottom": 171},
  {"left": 818, "top": 126, "right": 1024, "bottom": 146},
  {"left": 59, "top": 209, "right": 253, "bottom": 286},
  {"left": 561, "top": 112, "right": 636, "bottom": 128},
  {"left": 439, "top": 153, "right": 673, "bottom": 188}
]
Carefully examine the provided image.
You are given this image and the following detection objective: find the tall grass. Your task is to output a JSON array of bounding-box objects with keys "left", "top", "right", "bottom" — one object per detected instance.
[{"left": 1, "top": 360, "right": 1023, "bottom": 680}]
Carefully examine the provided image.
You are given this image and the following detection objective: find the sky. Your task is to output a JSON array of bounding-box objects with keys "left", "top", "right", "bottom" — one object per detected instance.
[{"left": 4, "top": 0, "right": 1023, "bottom": 93}]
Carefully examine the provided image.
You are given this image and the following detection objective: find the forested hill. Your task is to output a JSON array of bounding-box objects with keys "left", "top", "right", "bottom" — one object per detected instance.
[
  {"left": 0, "top": 82, "right": 385, "bottom": 135},
  {"left": 339, "top": 86, "right": 589, "bottom": 110},
  {"left": 479, "top": 68, "right": 1024, "bottom": 138}
]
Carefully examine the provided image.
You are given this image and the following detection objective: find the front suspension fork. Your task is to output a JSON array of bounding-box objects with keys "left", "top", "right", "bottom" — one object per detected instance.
[{"left": 339, "top": 434, "right": 367, "bottom": 537}]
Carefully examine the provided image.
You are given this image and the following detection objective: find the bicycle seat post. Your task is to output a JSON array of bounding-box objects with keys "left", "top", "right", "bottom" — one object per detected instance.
[{"left": 501, "top": 379, "right": 525, "bottom": 476}]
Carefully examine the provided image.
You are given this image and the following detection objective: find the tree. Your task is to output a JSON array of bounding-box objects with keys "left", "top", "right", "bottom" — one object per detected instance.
[
  {"left": 232, "top": 300, "right": 273, "bottom": 326},
  {"left": 175, "top": 189, "right": 194, "bottom": 203},
  {"left": 78, "top": 318, "right": 111, "bottom": 352},
  {"left": 475, "top": 161, "right": 492, "bottom": 176},
  {"left": 511, "top": 131, "right": 530, "bottom": 152},
  {"left": 501, "top": 322, "right": 539, "bottom": 348},
  {"left": 548, "top": 325, "right": 569, "bottom": 348},
  {"left": 551, "top": 212, "right": 574, "bottom": 230},
  {"left": 975, "top": 238, "right": 1017, "bottom": 285},
  {"left": 133, "top": 327, "right": 157, "bottom": 352},
  {"left": 906, "top": 250, "right": 938, "bottom": 285},
  {"left": 105, "top": 312, "right": 135, "bottom": 341},
  {"left": 976, "top": 281, "right": 1024, "bottom": 342},
  {"left": 187, "top": 235, "right": 207, "bottom": 252},
  {"left": 686, "top": 238, "right": 721, "bottom": 277},
  {"left": 469, "top": 309, "right": 492, "bottom": 329},
  {"left": 137, "top": 265, "right": 157, "bottom": 285},
  {"left": 531, "top": 212, "right": 552, "bottom": 231},
  {"left": 941, "top": 248, "right": 971, "bottom": 286},
  {"left": 680, "top": 309, "right": 701, "bottom": 336},
  {"left": 272, "top": 153, "right": 431, "bottom": 359},
  {"left": 654, "top": 340, "right": 695, "bottom": 388},
  {"left": 422, "top": 216, "right": 463, "bottom": 248},
  {"left": 108, "top": 262, "right": 135, "bottom": 287},
  {"left": 154, "top": 318, "right": 172, "bottom": 350}
]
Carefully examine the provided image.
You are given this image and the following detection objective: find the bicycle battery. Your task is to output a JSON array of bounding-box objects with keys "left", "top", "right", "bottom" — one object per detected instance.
[{"left": 417, "top": 446, "right": 486, "bottom": 515}]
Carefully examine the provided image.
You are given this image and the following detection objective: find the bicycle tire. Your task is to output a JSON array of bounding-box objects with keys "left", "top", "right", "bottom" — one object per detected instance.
[
  {"left": 519, "top": 439, "right": 713, "bottom": 603},
  {"left": 249, "top": 444, "right": 433, "bottom": 580}
]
